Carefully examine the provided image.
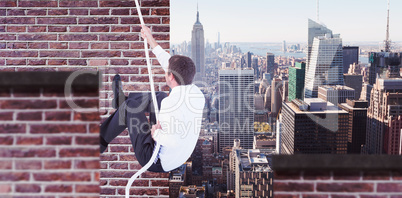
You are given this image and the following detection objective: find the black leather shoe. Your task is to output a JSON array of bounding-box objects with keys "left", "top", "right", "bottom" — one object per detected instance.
[{"left": 112, "top": 74, "right": 125, "bottom": 109}]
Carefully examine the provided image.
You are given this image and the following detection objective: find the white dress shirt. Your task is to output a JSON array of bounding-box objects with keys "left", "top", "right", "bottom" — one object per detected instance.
[{"left": 151, "top": 45, "right": 205, "bottom": 171}]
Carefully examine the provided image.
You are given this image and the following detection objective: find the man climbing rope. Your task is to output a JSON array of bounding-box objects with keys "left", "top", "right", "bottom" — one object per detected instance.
[{"left": 100, "top": 25, "right": 205, "bottom": 173}]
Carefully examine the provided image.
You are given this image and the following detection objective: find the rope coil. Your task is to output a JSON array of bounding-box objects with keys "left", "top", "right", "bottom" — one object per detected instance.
[{"left": 125, "top": 0, "right": 161, "bottom": 197}]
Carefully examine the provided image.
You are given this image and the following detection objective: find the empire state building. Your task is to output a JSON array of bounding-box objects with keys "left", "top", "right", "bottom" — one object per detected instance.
[{"left": 191, "top": 7, "right": 205, "bottom": 83}]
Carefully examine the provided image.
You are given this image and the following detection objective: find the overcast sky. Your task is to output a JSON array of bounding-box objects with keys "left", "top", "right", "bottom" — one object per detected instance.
[{"left": 170, "top": 0, "right": 402, "bottom": 44}]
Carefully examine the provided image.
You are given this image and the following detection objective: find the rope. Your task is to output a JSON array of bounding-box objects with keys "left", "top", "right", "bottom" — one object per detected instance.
[{"left": 125, "top": 0, "right": 161, "bottom": 197}]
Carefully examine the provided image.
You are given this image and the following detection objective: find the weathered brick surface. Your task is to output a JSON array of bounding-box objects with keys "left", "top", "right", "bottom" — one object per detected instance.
[
  {"left": 1, "top": 0, "right": 170, "bottom": 196},
  {"left": 274, "top": 170, "right": 402, "bottom": 197}
]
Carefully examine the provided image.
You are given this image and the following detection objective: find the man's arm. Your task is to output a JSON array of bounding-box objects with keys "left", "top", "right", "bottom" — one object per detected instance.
[{"left": 140, "top": 25, "right": 171, "bottom": 72}]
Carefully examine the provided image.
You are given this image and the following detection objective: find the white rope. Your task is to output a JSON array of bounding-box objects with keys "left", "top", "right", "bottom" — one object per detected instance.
[{"left": 125, "top": 0, "right": 161, "bottom": 197}]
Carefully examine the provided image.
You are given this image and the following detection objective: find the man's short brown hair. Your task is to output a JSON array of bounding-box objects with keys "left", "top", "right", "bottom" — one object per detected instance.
[{"left": 168, "top": 55, "right": 196, "bottom": 85}]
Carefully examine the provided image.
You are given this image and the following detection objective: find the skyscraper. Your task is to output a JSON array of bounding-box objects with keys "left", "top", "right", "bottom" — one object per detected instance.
[
  {"left": 304, "top": 32, "right": 344, "bottom": 98},
  {"left": 342, "top": 46, "right": 359, "bottom": 74},
  {"left": 288, "top": 62, "right": 306, "bottom": 102},
  {"left": 191, "top": 7, "right": 205, "bottom": 83},
  {"left": 252, "top": 57, "right": 259, "bottom": 80},
  {"left": 365, "top": 78, "right": 402, "bottom": 155},
  {"left": 218, "top": 69, "right": 254, "bottom": 152},
  {"left": 368, "top": 52, "right": 402, "bottom": 85},
  {"left": 318, "top": 85, "right": 355, "bottom": 106},
  {"left": 266, "top": 53, "right": 275, "bottom": 77},
  {"left": 307, "top": 19, "right": 332, "bottom": 69}
]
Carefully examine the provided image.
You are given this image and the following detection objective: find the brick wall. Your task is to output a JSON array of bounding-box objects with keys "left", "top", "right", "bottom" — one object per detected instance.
[
  {"left": 0, "top": 72, "right": 100, "bottom": 197},
  {"left": 273, "top": 155, "right": 402, "bottom": 198},
  {"left": 1, "top": 0, "right": 170, "bottom": 197}
]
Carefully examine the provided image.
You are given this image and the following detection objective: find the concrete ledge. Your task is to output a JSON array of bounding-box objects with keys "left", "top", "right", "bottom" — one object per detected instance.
[
  {"left": 272, "top": 155, "right": 402, "bottom": 171},
  {"left": 0, "top": 71, "right": 100, "bottom": 89}
]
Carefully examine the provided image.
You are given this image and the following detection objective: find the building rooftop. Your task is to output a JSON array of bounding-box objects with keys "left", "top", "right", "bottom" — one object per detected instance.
[
  {"left": 288, "top": 98, "right": 348, "bottom": 114},
  {"left": 236, "top": 149, "right": 274, "bottom": 172},
  {"left": 319, "top": 85, "right": 354, "bottom": 91}
]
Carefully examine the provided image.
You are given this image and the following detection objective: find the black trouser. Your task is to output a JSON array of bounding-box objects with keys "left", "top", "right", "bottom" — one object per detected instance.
[{"left": 100, "top": 92, "right": 167, "bottom": 172}]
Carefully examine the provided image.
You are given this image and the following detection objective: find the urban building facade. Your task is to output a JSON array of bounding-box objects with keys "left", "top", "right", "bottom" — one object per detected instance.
[
  {"left": 266, "top": 53, "right": 275, "bottom": 76},
  {"left": 344, "top": 74, "right": 363, "bottom": 100},
  {"left": 318, "top": 85, "right": 355, "bottom": 106},
  {"left": 288, "top": 62, "right": 306, "bottom": 102},
  {"left": 281, "top": 98, "right": 348, "bottom": 154},
  {"left": 368, "top": 52, "right": 402, "bottom": 85},
  {"left": 307, "top": 19, "right": 333, "bottom": 69},
  {"left": 342, "top": 46, "right": 359, "bottom": 74},
  {"left": 191, "top": 8, "right": 205, "bottom": 83}
]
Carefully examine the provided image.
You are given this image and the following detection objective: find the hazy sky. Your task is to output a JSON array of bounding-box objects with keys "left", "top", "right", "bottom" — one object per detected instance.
[{"left": 170, "top": 0, "right": 402, "bottom": 44}]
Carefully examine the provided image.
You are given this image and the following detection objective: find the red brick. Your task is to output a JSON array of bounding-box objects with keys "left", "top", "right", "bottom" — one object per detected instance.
[
  {"left": 16, "top": 112, "right": 42, "bottom": 121},
  {"left": 89, "top": 123, "right": 99, "bottom": 133},
  {"left": 0, "top": 124, "right": 25, "bottom": 134},
  {"left": 90, "top": 26, "right": 110, "bottom": 32},
  {"left": 37, "top": 17, "right": 77, "bottom": 24},
  {"left": 363, "top": 171, "right": 391, "bottom": 180},
  {"left": 28, "top": 59, "right": 46, "bottom": 65},
  {"left": 69, "top": 26, "right": 89, "bottom": 32},
  {"left": 130, "top": 42, "right": 146, "bottom": 49},
  {"left": 40, "top": 51, "right": 80, "bottom": 58},
  {"left": 360, "top": 196, "right": 388, "bottom": 198},
  {"left": 78, "top": 17, "right": 118, "bottom": 24},
  {"left": 74, "top": 112, "right": 100, "bottom": 121},
  {"left": 5, "top": 17, "right": 35, "bottom": 24},
  {"left": 0, "top": 1, "right": 16, "bottom": 7},
  {"left": 131, "top": 25, "right": 141, "bottom": 32},
  {"left": 0, "top": 161, "right": 12, "bottom": 169},
  {"left": 34, "top": 172, "right": 91, "bottom": 182},
  {"left": 143, "top": 17, "right": 161, "bottom": 24},
  {"left": 6, "top": 59, "right": 26, "bottom": 65},
  {"left": 160, "top": 188, "right": 169, "bottom": 195},
  {"left": 99, "top": 1, "right": 135, "bottom": 7},
  {"left": 76, "top": 184, "right": 100, "bottom": 193},
  {"left": 46, "top": 136, "right": 72, "bottom": 145},
  {"left": 111, "top": 59, "right": 129, "bottom": 65},
  {"left": 59, "top": 99, "right": 99, "bottom": 109},
  {"left": 111, "top": 9, "right": 130, "bottom": 15},
  {"left": 6, "top": 42, "right": 27, "bottom": 49},
  {"left": 45, "top": 111, "right": 71, "bottom": 121},
  {"left": 111, "top": 25, "right": 130, "bottom": 32},
  {"left": 7, "top": 9, "right": 25, "bottom": 16},
  {"left": 82, "top": 51, "right": 120, "bottom": 58},
  {"left": 0, "top": 172, "right": 29, "bottom": 181},
  {"left": 131, "top": 8, "right": 150, "bottom": 15},
  {"left": 123, "top": 51, "right": 145, "bottom": 58},
  {"left": 91, "top": 42, "right": 109, "bottom": 49},
  {"left": 0, "top": 10, "right": 4, "bottom": 16},
  {"left": 0, "top": 42, "right": 4, "bottom": 49},
  {"left": 48, "top": 59, "right": 67, "bottom": 65},
  {"left": 59, "top": 34, "right": 97, "bottom": 41},
  {"left": 100, "top": 187, "right": 115, "bottom": 195},
  {"left": 153, "top": 25, "right": 169, "bottom": 32},
  {"left": 109, "top": 179, "right": 146, "bottom": 186},
  {"left": 0, "top": 99, "right": 57, "bottom": 109},
  {"left": 27, "top": 26, "right": 46, "bottom": 32},
  {"left": 99, "top": 34, "right": 139, "bottom": 41},
  {"left": 90, "top": 9, "right": 110, "bottom": 15},
  {"left": 100, "top": 170, "right": 137, "bottom": 178},
  {"left": 59, "top": 0, "right": 98, "bottom": 7},
  {"left": 19, "top": 34, "right": 57, "bottom": 41},
  {"left": 0, "top": 148, "right": 56, "bottom": 158},
  {"left": 0, "top": 112, "right": 13, "bottom": 121},
  {"left": 162, "top": 17, "right": 169, "bottom": 24},
  {"left": 49, "top": 42, "right": 68, "bottom": 49},
  {"left": 111, "top": 43, "right": 130, "bottom": 49},
  {"left": 48, "top": 26, "right": 67, "bottom": 32},
  {"left": 330, "top": 195, "right": 356, "bottom": 198},
  {"left": 109, "top": 162, "right": 128, "bottom": 169},
  {"left": 69, "top": 9, "right": 89, "bottom": 15},
  {"left": 28, "top": 42, "right": 48, "bottom": 49},
  {"left": 118, "top": 188, "right": 158, "bottom": 196},
  {"left": 7, "top": 26, "right": 26, "bottom": 32},
  {"left": 316, "top": 182, "right": 374, "bottom": 192},
  {"left": 75, "top": 160, "right": 100, "bottom": 169},
  {"left": 121, "top": 17, "right": 140, "bottom": 24},
  {"left": 15, "top": 160, "right": 42, "bottom": 170},
  {"left": 377, "top": 183, "right": 402, "bottom": 192},
  {"left": 274, "top": 182, "right": 314, "bottom": 192},
  {"left": 75, "top": 135, "right": 99, "bottom": 145},
  {"left": 100, "top": 153, "right": 118, "bottom": 161},
  {"left": 19, "top": 1, "right": 58, "bottom": 7},
  {"left": 44, "top": 160, "right": 72, "bottom": 169},
  {"left": 16, "top": 137, "right": 43, "bottom": 145},
  {"left": 0, "top": 136, "right": 13, "bottom": 145},
  {"left": 0, "top": 51, "right": 37, "bottom": 57},
  {"left": 44, "top": 184, "right": 72, "bottom": 193},
  {"left": 142, "top": 171, "right": 169, "bottom": 178},
  {"left": 31, "top": 124, "right": 86, "bottom": 134},
  {"left": 151, "top": 180, "right": 168, "bottom": 187},
  {"left": 15, "top": 184, "right": 41, "bottom": 193},
  {"left": 0, "top": 34, "right": 16, "bottom": 40},
  {"left": 153, "top": 33, "right": 169, "bottom": 40},
  {"left": 141, "top": 0, "right": 169, "bottom": 7},
  {"left": 151, "top": 8, "right": 169, "bottom": 16},
  {"left": 129, "top": 162, "right": 142, "bottom": 170},
  {"left": 59, "top": 148, "right": 99, "bottom": 157},
  {"left": 69, "top": 42, "right": 89, "bottom": 49},
  {"left": 48, "top": 9, "right": 68, "bottom": 15},
  {"left": 0, "top": 184, "right": 10, "bottom": 193},
  {"left": 27, "top": 9, "right": 47, "bottom": 15}
]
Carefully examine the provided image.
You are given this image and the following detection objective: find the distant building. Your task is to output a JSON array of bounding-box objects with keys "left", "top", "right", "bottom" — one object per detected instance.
[
  {"left": 368, "top": 52, "right": 401, "bottom": 85},
  {"left": 307, "top": 19, "right": 333, "bottom": 69},
  {"left": 344, "top": 74, "right": 363, "bottom": 100},
  {"left": 281, "top": 98, "right": 348, "bottom": 154},
  {"left": 252, "top": 57, "right": 259, "bottom": 80},
  {"left": 288, "top": 62, "right": 306, "bottom": 102},
  {"left": 342, "top": 46, "right": 359, "bottom": 74},
  {"left": 234, "top": 149, "right": 274, "bottom": 198},
  {"left": 339, "top": 99, "right": 368, "bottom": 154},
  {"left": 218, "top": 69, "right": 254, "bottom": 152},
  {"left": 169, "top": 164, "right": 187, "bottom": 198},
  {"left": 228, "top": 139, "right": 242, "bottom": 191},
  {"left": 179, "top": 185, "right": 205, "bottom": 198},
  {"left": 245, "top": 52, "right": 252, "bottom": 68},
  {"left": 360, "top": 83, "right": 373, "bottom": 103},
  {"left": 271, "top": 78, "right": 283, "bottom": 118},
  {"left": 191, "top": 7, "right": 205, "bottom": 83},
  {"left": 253, "top": 134, "right": 276, "bottom": 149},
  {"left": 266, "top": 53, "right": 275, "bottom": 76},
  {"left": 318, "top": 85, "right": 355, "bottom": 106},
  {"left": 365, "top": 78, "right": 402, "bottom": 155}
]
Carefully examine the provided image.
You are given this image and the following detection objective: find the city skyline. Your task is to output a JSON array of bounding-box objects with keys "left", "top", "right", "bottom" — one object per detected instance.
[{"left": 171, "top": 0, "right": 402, "bottom": 44}]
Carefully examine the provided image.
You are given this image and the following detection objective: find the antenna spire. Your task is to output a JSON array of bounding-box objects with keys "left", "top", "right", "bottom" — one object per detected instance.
[
  {"left": 196, "top": 2, "right": 200, "bottom": 23},
  {"left": 385, "top": 0, "right": 391, "bottom": 52}
]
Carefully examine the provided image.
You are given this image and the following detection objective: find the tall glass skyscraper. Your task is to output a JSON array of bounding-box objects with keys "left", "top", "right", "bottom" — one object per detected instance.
[
  {"left": 218, "top": 69, "right": 254, "bottom": 152},
  {"left": 305, "top": 20, "right": 344, "bottom": 98},
  {"left": 191, "top": 8, "right": 205, "bottom": 83},
  {"left": 307, "top": 19, "right": 332, "bottom": 70}
]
